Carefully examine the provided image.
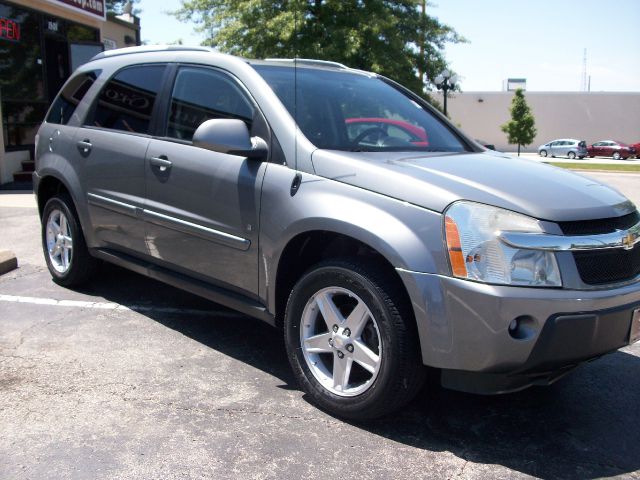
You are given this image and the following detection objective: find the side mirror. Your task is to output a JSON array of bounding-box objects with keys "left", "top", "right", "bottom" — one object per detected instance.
[{"left": 193, "top": 119, "right": 268, "bottom": 160}]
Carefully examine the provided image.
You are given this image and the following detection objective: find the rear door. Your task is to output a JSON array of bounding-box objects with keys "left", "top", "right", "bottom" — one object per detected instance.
[
  {"left": 143, "top": 65, "right": 269, "bottom": 296},
  {"left": 77, "top": 64, "right": 167, "bottom": 256}
]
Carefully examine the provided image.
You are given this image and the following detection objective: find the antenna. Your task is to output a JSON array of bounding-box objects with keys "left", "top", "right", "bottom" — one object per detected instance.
[{"left": 580, "top": 48, "right": 587, "bottom": 91}]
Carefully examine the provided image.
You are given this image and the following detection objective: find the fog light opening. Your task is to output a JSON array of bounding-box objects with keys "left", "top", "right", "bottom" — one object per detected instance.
[{"left": 508, "top": 315, "right": 537, "bottom": 340}]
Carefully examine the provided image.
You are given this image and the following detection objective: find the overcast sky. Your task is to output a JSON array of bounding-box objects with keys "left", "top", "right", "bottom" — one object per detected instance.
[{"left": 137, "top": 0, "right": 640, "bottom": 92}]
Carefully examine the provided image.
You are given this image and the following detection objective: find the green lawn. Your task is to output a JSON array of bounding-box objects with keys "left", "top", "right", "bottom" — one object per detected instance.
[{"left": 544, "top": 162, "right": 640, "bottom": 172}]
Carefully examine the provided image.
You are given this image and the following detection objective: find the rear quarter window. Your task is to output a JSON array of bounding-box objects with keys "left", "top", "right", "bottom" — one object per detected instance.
[{"left": 46, "top": 70, "right": 100, "bottom": 125}]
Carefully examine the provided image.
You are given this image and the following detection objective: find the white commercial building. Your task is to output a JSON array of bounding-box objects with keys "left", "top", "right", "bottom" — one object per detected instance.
[{"left": 434, "top": 91, "right": 640, "bottom": 153}]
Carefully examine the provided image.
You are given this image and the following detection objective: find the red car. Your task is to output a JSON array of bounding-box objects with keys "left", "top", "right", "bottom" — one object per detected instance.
[
  {"left": 631, "top": 142, "right": 640, "bottom": 158},
  {"left": 587, "top": 140, "right": 636, "bottom": 160},
  {"left": 345, "top": 117, "right": 429, "bottom": 146}
]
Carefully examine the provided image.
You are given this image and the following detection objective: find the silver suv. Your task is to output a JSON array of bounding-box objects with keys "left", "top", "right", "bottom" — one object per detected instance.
[{"left": 34, "top": 47, "right": 640, "bottom": 419}]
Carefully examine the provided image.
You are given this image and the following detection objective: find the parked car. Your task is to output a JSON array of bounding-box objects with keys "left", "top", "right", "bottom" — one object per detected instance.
[
  {"left": 538, "top": 139, "right": 587, "bottom": 159},
  {"left": 631, "top": 142, "right": 640, "bottom": 158},
  {"left": 587, "top": 140, "right": 636, "bottom": 160},
  {"left": 345, "top": 117, "right": 429, "bottom": 147},
  {"left": 34, "top": 47, "right": 640, "bottom": 420}
]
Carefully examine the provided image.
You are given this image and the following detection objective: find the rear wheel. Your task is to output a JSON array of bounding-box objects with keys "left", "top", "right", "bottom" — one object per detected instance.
[
  {"left": 567, "top": 151, "right": 576, "bottom": 159},
  {"left": 613, "top": 152, "right": 621, "bottom": 160},
  {"left": 42, "top": 194, "right": 97, "bottom": 287},
  {"left": 284, "top": 259, "right": 425, "bottom": 420},
  {"left": 539, "top": 150, "right": 547, "bottom": 157}
]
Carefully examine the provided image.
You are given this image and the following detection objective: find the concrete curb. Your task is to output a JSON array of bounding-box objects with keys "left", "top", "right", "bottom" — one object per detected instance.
[{"left": 0, "top": 250, "right": 18, "bottom": 275}]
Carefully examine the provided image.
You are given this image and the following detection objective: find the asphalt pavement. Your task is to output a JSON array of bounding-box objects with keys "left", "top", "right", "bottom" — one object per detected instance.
[{"left": 1, "top": 170, "right": 640, "bottom": 479}]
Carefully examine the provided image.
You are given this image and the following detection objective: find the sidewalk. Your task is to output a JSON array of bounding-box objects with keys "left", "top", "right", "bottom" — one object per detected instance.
[{"left": 0, "top": 191, "right": 37, "bottom": 208}]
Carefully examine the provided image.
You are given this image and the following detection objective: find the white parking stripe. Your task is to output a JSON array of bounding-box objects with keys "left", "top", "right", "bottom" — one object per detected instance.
[{"left": 0, "top": 294, "right": 244, "bottom": 317}]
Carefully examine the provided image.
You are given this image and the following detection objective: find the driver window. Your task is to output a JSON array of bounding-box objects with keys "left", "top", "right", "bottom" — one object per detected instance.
[{"left": 166, "top": 67, "right": 255, "bottom": 141}]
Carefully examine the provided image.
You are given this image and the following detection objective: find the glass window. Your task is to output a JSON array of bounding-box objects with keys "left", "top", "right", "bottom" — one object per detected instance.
[
  {"left": 88, "top": 64, "right": 165, "bottom": 134},
  {"left": 254, "top": 65, "right": 466, "bottom": 152},
  {"left": 0, "top": 4, "right": 44, "bottom": 102},
  {"left": 166, "top": 67, "right": 255, "bottom": 141},
  {"left": 46, "top": 70, "right": 99, "bottom": 125}
]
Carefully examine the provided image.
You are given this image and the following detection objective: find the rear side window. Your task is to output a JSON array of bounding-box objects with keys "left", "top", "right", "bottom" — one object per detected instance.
[
  {"left": 166, "top": 66, "right": 255, "bottom": 141},
  {"left": 46, "top": 71, "right": 99, "bottom": 125},
  {"left": 87, "top": 64, "right": 166, "bottom": 134}
]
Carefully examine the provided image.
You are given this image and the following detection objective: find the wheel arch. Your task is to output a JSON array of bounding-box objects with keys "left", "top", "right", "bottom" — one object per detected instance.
[
  {"left": 273, "top": 229, "right": 415, "bottom": 332},
  {"left": 36, "top": 171, "right": 94, "bottom": 247}
]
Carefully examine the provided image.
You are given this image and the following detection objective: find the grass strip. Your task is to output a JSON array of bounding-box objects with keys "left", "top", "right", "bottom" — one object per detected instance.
[{"left": 544, "top": 162, "right": 640, "bottom": 172}]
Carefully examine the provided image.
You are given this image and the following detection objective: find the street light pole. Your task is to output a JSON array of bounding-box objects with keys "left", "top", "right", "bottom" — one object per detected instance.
[{"left": 434, "top": 69, "right": 457, "bottom": 117}]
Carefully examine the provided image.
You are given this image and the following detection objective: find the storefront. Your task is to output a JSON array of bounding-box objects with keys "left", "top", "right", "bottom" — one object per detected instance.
[{"left": 0, "top": 0, "right": 139, "bottom": 185}]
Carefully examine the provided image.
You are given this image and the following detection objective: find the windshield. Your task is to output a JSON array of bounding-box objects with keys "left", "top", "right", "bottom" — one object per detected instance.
[{"left": 253, "top": 65, "right": 468, "bottom": 153}]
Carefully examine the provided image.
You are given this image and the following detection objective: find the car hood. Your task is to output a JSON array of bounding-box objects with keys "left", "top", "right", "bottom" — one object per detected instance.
[{"left": 311, "top": 150, "right": 635, "bottom": 221}]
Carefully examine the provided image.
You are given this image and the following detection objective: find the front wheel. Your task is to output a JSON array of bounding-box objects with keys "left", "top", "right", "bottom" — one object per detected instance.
[
  {"left": 284, "top": 259, "right": 425, "bottom": 420},
  {"left": 42, "top": 194, "right": 97, "bottom": 287},
  {"left": 613, "top": 152, "right": 621, "bottom": 160},
  {"left": 539, "top": 150, "right": 547, "bottom": 157}
]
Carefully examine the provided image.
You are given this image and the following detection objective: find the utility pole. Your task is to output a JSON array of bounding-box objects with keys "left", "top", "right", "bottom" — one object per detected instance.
[{"left": 418, "top": 0, "right": 426, "bottom": 92}]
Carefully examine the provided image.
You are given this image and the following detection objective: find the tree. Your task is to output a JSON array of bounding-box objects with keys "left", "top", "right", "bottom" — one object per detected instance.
[
  {"left": 501, "top": 89, "right": 537, "bottom": 156},
  {"left": 173, "top": 0, "right": 464, "bottom": 99}
]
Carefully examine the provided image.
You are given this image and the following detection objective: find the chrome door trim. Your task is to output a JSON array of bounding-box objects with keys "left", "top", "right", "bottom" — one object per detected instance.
[
  {"left": 499, "top": 222, "right": 640, "bottom": 252},
  {"left": 87, "top": 193, "right": 139, "bottom": 218},
  {"left": 142, "top": 209, "right": 251, "bottom": 251}
]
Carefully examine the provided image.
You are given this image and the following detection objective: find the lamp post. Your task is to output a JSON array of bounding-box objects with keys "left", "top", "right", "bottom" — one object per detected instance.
[{"left": 434, "top": 69, "right": 457, "bottom": 117}]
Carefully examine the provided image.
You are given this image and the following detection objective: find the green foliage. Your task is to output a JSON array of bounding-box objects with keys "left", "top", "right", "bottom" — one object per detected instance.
[
  {"left": 173, "top": 0, "right": 464, "bottom": 98},
  {"left": 501, "top": 89, "right": 537, "bottom": 156}
]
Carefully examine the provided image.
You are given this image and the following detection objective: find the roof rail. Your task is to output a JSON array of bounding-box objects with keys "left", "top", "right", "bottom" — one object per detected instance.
[
  {"left": 90, "top": 45, "right": 213, "bottom": 62},
  {"left": 264, "top": 58, "right": 348, "bottom": 69}
]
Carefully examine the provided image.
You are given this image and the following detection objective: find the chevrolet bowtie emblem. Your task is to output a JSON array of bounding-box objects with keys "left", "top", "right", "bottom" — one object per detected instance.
[{"left": 621, "top": 231, "right": 636, "bottom": 250}]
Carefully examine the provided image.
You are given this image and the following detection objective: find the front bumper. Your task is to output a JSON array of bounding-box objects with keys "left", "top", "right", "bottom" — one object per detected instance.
[{"left": 397, "top": 269, "right": 640, "bottom": 393}]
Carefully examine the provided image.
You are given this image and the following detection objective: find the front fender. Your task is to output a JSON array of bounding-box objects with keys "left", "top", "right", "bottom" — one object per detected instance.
[{"left": 259, "top": 164, "right": 447, "bottom": 312}]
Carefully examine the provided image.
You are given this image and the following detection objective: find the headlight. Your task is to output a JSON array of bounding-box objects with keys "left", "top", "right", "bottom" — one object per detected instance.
[{"left": 444, "top": 201, "right": 562, "bottom": 287}]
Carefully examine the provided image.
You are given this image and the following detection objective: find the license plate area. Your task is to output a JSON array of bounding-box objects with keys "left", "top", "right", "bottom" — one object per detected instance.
[{"left": 630, "top": 308, "right": 640, "bottom": 345}]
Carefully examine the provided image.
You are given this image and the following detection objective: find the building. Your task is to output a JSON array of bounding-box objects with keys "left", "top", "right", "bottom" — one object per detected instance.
[
  {"left": 502, "top": 78, "right": 526, "bottom": 92},
  {"left": 0, "top": 0, "right": 140, "bottom": 186},
  {"left": 435, "top": 91, "right": 640, "bottom": 153}
]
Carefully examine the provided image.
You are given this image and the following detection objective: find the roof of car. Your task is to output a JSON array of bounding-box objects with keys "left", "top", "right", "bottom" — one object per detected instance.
[{"left": 90, "top": 46, "right": 361, "bottom": 73}]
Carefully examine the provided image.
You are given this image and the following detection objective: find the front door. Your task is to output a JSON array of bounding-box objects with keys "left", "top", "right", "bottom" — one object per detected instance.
[{"left": 143, "top": 65, "right": 267, "bottom": 296}]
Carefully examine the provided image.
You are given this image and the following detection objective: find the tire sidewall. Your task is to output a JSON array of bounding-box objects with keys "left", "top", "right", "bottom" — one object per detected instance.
[{"left": 284, "top": 263, "right": 404, "bottom": 417}]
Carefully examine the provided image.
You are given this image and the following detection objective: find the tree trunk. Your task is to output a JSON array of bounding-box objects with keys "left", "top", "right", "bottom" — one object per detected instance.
[{"left": 517, "top": 144, "right": 521, "bottom": 156}]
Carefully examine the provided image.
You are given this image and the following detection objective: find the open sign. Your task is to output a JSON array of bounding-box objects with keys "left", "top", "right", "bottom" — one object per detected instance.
[{"left": 0, "top": 17, "right": 20, "bottom": 42}]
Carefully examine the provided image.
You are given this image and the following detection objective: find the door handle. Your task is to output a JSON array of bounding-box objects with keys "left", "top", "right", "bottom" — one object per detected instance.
[
  {"left": 77, "top": 139, "right": 92, "bottom": 155},
  {"left": 150, "top": 156, "right": 172, "bottom": 172}
]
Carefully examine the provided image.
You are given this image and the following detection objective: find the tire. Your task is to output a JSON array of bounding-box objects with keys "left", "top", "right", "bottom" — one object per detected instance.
[
  {"left": 567, "top": 151, "right": 576, "bottom": 159},
  {"left": 539, "top": 150, "right": 547, "bottom": 157},
  {"left": 578, "top": 156, "right": 585, "bottom": 159},
  {"left": 284, "top": 259, "right": 425, "bottom": 420},
  {"left": 42, "top": 193, "right": 97, "bottom": 287},
  {"left": 613, "top": 152, "right": 621, "bottom": 160}
]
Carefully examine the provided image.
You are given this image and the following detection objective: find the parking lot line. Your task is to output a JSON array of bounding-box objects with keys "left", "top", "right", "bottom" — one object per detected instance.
[{"left": 0, "top": 293, "right": 244, "bottom": 317}]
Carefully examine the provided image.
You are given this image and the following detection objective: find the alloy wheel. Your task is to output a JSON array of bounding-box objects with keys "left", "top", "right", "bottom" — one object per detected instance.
[{"left": 299, "top": 286, "right": 382, "bottom": 397}]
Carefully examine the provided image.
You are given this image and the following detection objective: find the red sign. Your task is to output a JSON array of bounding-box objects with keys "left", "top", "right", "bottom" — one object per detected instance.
[
  {"left": 0, "top": 17, "right": 20, "bottom": 42},
  {"left": 44, "top": 0, "right": 106, "bottom": 21}
]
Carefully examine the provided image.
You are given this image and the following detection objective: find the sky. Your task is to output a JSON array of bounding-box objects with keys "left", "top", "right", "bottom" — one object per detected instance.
[{"left": 136, "top": 0, "right": 640, "bottom": 92}]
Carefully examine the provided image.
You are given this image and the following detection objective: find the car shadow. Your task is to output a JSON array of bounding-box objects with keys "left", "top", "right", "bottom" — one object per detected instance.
[{"left": 78, "top": 264, "right": 640, "bottom": 479}]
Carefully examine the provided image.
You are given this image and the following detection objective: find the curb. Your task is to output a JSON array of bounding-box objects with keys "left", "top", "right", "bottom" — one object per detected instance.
[{"left": 0, "top": 250, "right": 18, "bottom": 275}]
